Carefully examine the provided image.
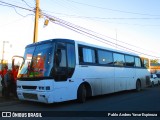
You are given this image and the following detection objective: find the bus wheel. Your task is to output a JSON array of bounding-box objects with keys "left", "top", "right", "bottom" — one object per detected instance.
[
  {"left": 77, "top": 84, "right": 87, "bottom": 103},
  {"left": 151, "top": 81, "right": 154, "bottom": 87},
  {"left": 136, "top": 80, "right": 141, "bottom": 92}
]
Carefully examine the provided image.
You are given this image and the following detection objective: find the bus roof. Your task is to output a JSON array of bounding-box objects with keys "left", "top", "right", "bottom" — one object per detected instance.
[
  {"left": 25, "top": 38, "right": 141, "bottom": 57},
  {"left": 75, "top": 40, "right": 139, "bottom": 57},
  {"left": 25, "top": 38, "right": 75, "bottom": 48}
]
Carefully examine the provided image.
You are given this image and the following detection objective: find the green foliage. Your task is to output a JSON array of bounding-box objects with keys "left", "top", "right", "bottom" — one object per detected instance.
[{"left": 150, "top": 59, "right": 159, "bottom": 64}]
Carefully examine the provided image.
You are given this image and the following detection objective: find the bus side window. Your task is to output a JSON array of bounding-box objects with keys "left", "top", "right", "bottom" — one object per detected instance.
[
  {"left": 78, "top": 46, "right": 96, "bottom": 64},
  {"left": 135, "top": 57, "right": 142, "bottom": 67},
  {"left": 98, "top": 50, "right": 113, "bottom": 65},
  {"left": 82, "top": 48, "right": 96, "bottom": 63},
  {"left": 113, "top": 53, "right": 125, "bottom": 66},
  {"left": 125, "top": 55, "right": 135, "bottom": 67},
  {"left": 78, "top": 47, "right": 83, "bottom": 63}
]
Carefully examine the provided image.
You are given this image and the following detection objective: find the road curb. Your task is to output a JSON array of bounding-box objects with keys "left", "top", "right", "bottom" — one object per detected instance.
[
  {"left": 0, "top": 97, "right": 20, "bottom": 107},
  {"left": 0, "top": 101, "right": 20, "bottom": 107}
]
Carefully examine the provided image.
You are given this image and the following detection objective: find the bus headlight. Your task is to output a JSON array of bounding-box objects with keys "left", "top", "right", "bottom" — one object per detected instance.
[
  {"left": 39, "top": 86, "right": 45, "bottom": 90},
  {"left": 38, "top": 86, "right": 50, "bottom": 91},
  {"left": 17, "top": 86, "right": 21, "bottom": 89},
  {"left": 46, "top": 86, "right": 50, "bottom": 90}
]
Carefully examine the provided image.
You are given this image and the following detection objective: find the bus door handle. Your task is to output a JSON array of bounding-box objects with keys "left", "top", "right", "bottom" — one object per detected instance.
[{"left": 69, "top": 79, "right": 74, "bottom": 82}]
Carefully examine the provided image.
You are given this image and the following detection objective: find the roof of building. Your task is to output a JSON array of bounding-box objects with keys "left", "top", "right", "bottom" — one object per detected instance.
[{"left": 150, "top": 63, "right": 160, "bottom": 66}]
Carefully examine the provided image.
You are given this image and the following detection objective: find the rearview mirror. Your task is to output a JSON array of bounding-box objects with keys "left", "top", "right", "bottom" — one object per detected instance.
[{"left": 12, "top": 55, "right": 25, "bottom": 70}]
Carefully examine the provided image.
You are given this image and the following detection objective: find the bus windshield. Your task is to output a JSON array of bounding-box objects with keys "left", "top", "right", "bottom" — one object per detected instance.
[{"left": 18, "top": 43, "right": 54, "bottom": 79}]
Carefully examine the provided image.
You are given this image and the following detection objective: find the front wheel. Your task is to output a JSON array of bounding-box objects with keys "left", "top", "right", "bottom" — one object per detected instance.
[{"left": 77, "top": 84, "right": 87, "bottom": 103}]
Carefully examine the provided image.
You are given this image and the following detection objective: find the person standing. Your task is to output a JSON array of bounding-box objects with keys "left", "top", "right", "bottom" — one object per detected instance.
[
  {"left": 0, "top": 65, "right": 8, "bottom": 96},
  {"left": 4, "top": 70, "right": 13, "bottom": 98},
  {"left": 12, "top": 65, "right": 19, "bottom": 97}
]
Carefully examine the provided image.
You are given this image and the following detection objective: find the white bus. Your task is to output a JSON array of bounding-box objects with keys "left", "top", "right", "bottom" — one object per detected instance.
[{"left": 17, "top": 38, "right": 150, "bottom": 104}]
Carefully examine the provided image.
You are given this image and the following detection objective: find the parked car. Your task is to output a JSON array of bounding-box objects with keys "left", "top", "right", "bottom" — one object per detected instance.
[
  {"left": 156, "top": 73, "right": 160, "bottom": 79},
  {"left": 150, "top": 74, "right": 160, "bottom": 87}
]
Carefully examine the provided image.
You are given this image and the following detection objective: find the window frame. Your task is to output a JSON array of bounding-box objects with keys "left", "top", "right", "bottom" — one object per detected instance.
[
  {"left": 78, "top": 44, "right": 147, "bottom": 69},
  {"left": 125, "top": 55, "right": 135, "bottom": 67},
  {"left": 97, "top": 49, "right": 113, "bottom": 65},
  {"left": 78, "top": 45, "right": 97, "bottom": 65},
  {"left": 135, "top": 57, "right": 142, "bottom": 68},
  {"left": 113, "top": 53, "right": 125, "bottom": 67}
]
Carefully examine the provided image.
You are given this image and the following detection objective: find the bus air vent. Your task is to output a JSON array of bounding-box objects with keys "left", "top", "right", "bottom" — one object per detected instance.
[{"left": 22, "top": 86, "right": 37, "bottom": 90}]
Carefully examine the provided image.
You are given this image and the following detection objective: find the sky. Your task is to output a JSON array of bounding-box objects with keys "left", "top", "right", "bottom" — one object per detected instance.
[{"left": 0, "top": 0, "right": 160, "bottom": 62}]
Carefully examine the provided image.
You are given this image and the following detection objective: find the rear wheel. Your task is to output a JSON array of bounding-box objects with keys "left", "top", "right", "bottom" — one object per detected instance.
[
  {"left": 77, "top": 84, "right": 87, "bottom": 103},
  {"left": 158, "top": 81, "right": 160, "bottom": 86},
  {"left": 136, "top": 80, "right": 141, "bottom": 92},
  {"left": 151, "top": 81, "right": 154, "bottom": 87}
]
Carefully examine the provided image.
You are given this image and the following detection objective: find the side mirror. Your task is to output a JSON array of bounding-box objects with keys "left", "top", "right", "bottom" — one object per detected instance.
[{"left": 12, "top": 55, "right": 25, "bottom": 70}]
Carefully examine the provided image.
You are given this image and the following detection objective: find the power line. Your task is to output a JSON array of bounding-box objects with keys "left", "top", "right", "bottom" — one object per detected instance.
[
  {"left": 21, "top": 0, "right": 33, "bottom": 8},
  {"left": 0, "top": 1, "right": 159, "bottom": 58},
  {"left": 65, "top": 0, "right": 160, "bottom": 17},
  {"left": 42, "top": 10, "right": 160, "bottom": 27},
  {"left": 41, "top": 10, "right": 160, "bottom": 55},
  {"left": 42, "top": 12, "right": 160, "bottom": 58},
  {"left": 42, "top": 10, "right": 160, "bottom": 20},
  {"left": 0, "top": 1, "right": 33, "bottom": 12},
  {"left": 12, "top": 7, "right": 26, "bottom": 17},
  {"left": 0, "top": 1, "right": 33, "bottom": 17}
]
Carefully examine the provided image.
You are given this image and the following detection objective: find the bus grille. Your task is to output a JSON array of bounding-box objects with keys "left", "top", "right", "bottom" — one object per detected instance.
[
  {"left": 23, "top": 93, "right": 38, "bottom": 100},
  {"left": 22, "top": 86, "right": 37, "bottom": 90}
]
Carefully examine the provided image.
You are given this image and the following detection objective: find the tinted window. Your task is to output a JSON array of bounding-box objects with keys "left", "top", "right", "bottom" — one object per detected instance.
[
  {"left": 67, "top": 44, "right": 75, "bottom": 68},
  {"left": 113, "top": 53, "right": 125, "bottom": 66},
  {"left": 125, "top": 55, "right": 135, "bottom": 67},
  {"left": 67, "top": 44, "right": 75, "bottom": 77},
  {"left": 57, "top": 43, "right": 67, "bottom": 68},
  {"left": 135, "top": 57, "right": 141, "bottom": 67},
  {"left": 59, "top": 49, "right": 67, "bottom": 67},
  {"left": 156, "top": 74, "right": 160, "bottom": 78},
  {"left": 98, "top": 50, "right": 113, "bottom": 65},
  {"left": 54, "top": 42, "right": 67, "bottom": 81},
  {"left": 83, "top": 48, "right": 95, "bottom": 63}
]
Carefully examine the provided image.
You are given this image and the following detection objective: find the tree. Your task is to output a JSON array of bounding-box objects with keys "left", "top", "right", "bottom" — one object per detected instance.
[{"left": 150, "top": 59, "right": 159, "bottom": 64}]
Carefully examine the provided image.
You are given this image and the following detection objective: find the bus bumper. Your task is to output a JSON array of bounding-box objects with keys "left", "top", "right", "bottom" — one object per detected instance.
[{"left": 17, "top": 90, "right": 54, "bottom": 104}]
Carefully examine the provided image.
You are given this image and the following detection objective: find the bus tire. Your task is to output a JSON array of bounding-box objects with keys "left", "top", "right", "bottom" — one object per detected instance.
[
  {"left": 77, "top": 84, "right": 87, "bottom": 103},
  {"left": 151, "top": 81, "right": 154, "bottom": 87},
  {"left": 136, "top": 80, "right": 141, "bottom": 92}
]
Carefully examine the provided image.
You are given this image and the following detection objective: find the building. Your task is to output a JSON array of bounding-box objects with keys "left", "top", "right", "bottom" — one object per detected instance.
[{"left": 150, "top": 63, "right": 160, "bottom": 73}]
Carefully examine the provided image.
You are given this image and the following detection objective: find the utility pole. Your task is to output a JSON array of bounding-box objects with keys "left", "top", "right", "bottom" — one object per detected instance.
[
  {"left": 1, "top": 41, "right": 9, "bottom": 70},
  {"left": 33, "top": 0, "right": 40, "bottom": 43}
]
